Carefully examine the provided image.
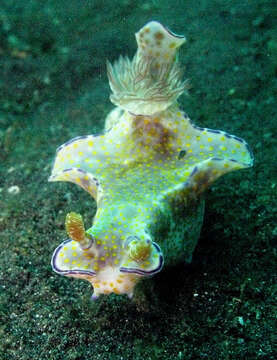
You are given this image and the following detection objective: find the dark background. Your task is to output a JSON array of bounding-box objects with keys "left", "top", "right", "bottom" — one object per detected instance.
[{"left": 0, "top": 0, "right": 276, "bottom": 359}]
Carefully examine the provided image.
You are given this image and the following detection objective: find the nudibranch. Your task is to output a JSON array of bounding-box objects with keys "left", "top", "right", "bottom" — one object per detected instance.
[{"left": 49, "top": 21, "right": 253, "bottom": 300}]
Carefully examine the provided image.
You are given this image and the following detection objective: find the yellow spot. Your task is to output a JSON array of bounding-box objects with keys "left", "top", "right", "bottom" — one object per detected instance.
[
  {"left": 72, "top": 252, "right": 77, "bottom": 257},
  {"left": 72, "top": 260, "right": 77, "bottom": 265},
  {"left": 73, "top": 143, "right": 78, "bottom": 149},
  {"left": 207, "top": 138, "right": 213, "bottom": 142},
  {"left": 116, "top": 279, "right": 123, "bottom": 284},
  {"left": 110, "top": 282, "right": 114, "bottom": 287},
  {"left": 169, "top": 42, "right": 176, "bottom": 49},
  {"left": 224, "top": 163, "right": 229, "bottom": 168},
  {"left": 221, "top": 146, "right": 227, "bottom": 151},
  {"left": 155, "top": 31, "right": 164, "bottom": 40},
  {"left": 94, "top": 283, "right": 100, "bottom": 288},
  {"left": 59, "top": 252, "right": 64, "bottom": 257},
  {"left": 78, "top": 151, "right": 83, "bottom": 156},
  {"left": 64, "top": 259, "right": 69, "bottom": 263},
  {"left": 88, "top": 140, "right": 94, "bottom": 147},
  {"left": 220, "top": 136, "right": 225, "bottom": 141}
]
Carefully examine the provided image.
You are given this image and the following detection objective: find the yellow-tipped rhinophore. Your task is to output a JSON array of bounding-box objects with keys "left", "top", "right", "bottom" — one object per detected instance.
[
  {"left": 128, "top": 238, "right": 151, "bottom": 262},
  {"left": 65, "top": 212, "right": 91, "bottom": 249}
]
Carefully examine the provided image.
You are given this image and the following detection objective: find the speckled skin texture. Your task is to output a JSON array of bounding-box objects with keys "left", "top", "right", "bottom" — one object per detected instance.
[
  {"left": 149, "top": 195, "right": 205, "bottom": 267},
  {"left": 49, "top": 21, "right": 253, "bottom": 299}
]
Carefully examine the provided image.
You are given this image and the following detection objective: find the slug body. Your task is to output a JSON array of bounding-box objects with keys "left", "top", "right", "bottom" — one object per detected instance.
[{"left": 49, "top": 22, "right": 253, "bottom": 299}]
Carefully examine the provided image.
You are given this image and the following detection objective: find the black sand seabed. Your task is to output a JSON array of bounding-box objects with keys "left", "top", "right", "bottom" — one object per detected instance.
[{"left": 0, "top": 1, "right": 276, "bottom": 359}]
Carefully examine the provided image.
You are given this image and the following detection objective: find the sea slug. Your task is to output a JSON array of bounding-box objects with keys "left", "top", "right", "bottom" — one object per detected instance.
[{"left": 49, "top": 21, "right": 253, "bottom": 299}]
